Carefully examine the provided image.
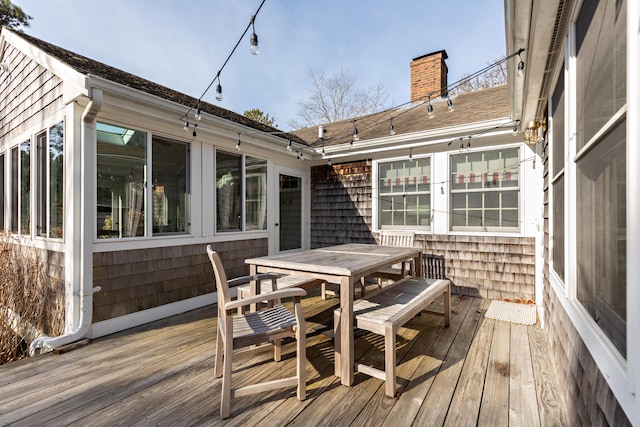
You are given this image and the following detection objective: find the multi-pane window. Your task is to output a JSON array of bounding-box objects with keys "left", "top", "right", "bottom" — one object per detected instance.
[
  {"left": 96, "top": 123, "right": 147, "bottom": 238},
  {"left": 216, "top": 150, "right": 267, "bottom": 233},
  {"left": 151, "top": 136, "right": 190, "bottom": 235},
  {"left": 378, "top": 157, "right": 431, "bottom": 229},
  {"left": 551, "top": 68, "right": 565, "bottom": 282},
  {"left": 96, "top": 123, "right": 191, "bottom": 239},
  {"left": 10, "top": 141, "right": 30, "bottom": 235},
  {"left": 450, "top": 148, "right": 520, "bottom": 231},
  {"left": 574, "top": 0, "right": 626, "bottom": 357},
  {"left": 36, "top": 122, "right": 64, "bottom": 239}
]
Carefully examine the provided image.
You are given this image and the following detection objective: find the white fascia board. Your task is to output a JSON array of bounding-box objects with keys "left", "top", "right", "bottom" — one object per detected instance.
[
  {"left": 88, "top": 75, "right": 306, "bottom": 158},
  {"left": 2, "top": 29, "right": 89, "bottom": 104},
  {"left": 319, "top": 117, "right": 513, "bottom": 159}
]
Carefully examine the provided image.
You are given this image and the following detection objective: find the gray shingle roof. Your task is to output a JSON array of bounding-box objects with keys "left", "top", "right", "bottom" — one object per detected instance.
[
  {"left": 13, "top": 31, "right": 302, "bottom": 143},
  {"left": 293, "top": 85, "right": 510, "bottom": 147}
]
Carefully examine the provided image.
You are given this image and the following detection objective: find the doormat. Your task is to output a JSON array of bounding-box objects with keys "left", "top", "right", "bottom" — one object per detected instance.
[{"left": 485, "top": 300, "right": 537, "bottom": 325}]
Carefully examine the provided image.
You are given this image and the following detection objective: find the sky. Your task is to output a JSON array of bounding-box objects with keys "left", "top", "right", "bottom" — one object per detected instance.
[{"left": 15, "top": 0, "right": 506, "bottom": 131}]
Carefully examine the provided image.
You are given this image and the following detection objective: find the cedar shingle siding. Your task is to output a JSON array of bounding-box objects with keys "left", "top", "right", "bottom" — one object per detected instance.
[
  {"left": 311, "top": 163, "right": 535, "bottom": 300},
  {"left": 92, "top": 239, "right": 268, "bottom": 322}
]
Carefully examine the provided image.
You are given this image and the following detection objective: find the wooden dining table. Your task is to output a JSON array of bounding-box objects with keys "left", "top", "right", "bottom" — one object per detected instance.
[{"left": 245, "top": 243, "right": 422, "bottom": 387}]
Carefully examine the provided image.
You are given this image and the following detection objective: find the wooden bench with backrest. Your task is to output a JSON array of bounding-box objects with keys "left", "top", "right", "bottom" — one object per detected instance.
[
  {"left": 335, "top": 275, "right": 451, "bottom": 397},
  {"left": 370, "top": 231, "right": 416, "bottom": 287}
]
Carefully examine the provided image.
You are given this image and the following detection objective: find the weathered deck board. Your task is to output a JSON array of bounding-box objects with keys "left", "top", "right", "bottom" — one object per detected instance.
[
  {"left": 509, "top": 323, "right": 541, "bottom": 427},
  {"left": 478, "top": 319, "right": 510, "bottom": 426},
  {"left": 0, "top": 287, "right": 566, "bottom": 426}
]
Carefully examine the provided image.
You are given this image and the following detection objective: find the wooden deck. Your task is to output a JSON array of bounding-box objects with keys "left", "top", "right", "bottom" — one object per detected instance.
[{"left": 0, "top": 287, "right": 567, "bottom": 426}]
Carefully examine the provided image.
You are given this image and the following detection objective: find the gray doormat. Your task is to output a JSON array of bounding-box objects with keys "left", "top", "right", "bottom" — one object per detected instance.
[{"left": 485, "top": 300, "right": 537, "bottom": 325}]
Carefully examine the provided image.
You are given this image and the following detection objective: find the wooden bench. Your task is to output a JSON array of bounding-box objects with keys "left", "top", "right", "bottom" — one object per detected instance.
[
  {"left": 335, "top": 276, "right": 451, "bottom": 397},
  {"left": 237, "top": 274, "right": 325, "bottom": 314}
]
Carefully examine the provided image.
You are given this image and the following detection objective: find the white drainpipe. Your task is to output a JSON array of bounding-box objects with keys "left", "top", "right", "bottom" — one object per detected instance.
[{"left": 30, "top": 88, "right": 103, "bottom": 355}]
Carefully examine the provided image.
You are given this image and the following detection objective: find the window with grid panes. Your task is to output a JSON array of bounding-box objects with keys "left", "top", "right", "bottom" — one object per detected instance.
[
  {"left": 377, "top": 157, "right": 431, "bottom": 229},
  {"left": 450, "top": 147, "right": 520, "bottom": 231}
]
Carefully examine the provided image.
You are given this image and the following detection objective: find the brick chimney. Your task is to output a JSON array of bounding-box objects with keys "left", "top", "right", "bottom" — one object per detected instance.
[{"left": 410, "top": 50, "right": 448, "bottom": 102}]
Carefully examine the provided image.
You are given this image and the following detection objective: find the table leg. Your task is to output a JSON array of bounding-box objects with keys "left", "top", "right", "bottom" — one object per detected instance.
[
  {"left": 249, "top": 264, "right": 258, "bottom": 313},
  {"left": 337, "top": 275, "right": 354, "bottom": 386}
]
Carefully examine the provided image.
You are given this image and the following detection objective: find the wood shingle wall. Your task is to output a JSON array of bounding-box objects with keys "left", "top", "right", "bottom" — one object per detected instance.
[
  {"left": 311, "top": 163, "right": 535, "bottom": 301},
  {"left": 92, "top": 239, "right": 268, "bottom": 322},
  {"left": 0, "top": 43, "right": 64, "bottom": 140}
]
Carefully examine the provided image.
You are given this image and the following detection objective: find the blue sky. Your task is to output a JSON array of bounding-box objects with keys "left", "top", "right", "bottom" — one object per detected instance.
[{"left": 16, "top": 0, "right": 506, "bottom": 130}]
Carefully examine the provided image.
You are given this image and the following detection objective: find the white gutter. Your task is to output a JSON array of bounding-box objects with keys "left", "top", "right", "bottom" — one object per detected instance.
[{"left": 30, "top": 88, "right": 103, "bottom": 355}]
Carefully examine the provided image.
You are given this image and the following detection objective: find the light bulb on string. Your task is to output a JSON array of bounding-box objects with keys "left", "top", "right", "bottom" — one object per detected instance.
[
  {"left": 447, "top": 97, "right": 454, "bottom": 112},
  {"left": 236, "top": 133, "right": 242, "bottom": 150},
  {"left": 195, "top": 101, "right": 202, "bottom": 121},
  {"left": 250, "top": 16, "right": 259, "bottom": 55},
  {"left": 287, "top": 138, "right": 293, "bottom": 151},
  {"left": 427, "top": 102, "right": 435, "bottom": 119},
  {"left": 352, "top": 121, "right": 359, "bottom": 142},
  {"left": 517, "top": 49, "right": 525, "bottom": 77},
  {"left": 183, "top": 120, "right": 189, "bottom": 132},
  {"left": 389, "top": 118, "right": 395, "bottom": 135},
  {"left": 192, "top": 124, "right": 198, "bottom": 137},
  {"left": 216, "top": 83, "right": 223, "bottom": 101}
]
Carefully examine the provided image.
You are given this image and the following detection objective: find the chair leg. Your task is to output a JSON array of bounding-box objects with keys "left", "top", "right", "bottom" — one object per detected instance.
[
  {"left": 360, "top": 277, "right": 366, "bottom": 297},
  {"left": 295, "top": 303, "right": 306, "bottom": 401},
  {"left": 274, "top": 338, "right": 282, "bottom": 362},
  {"left": 333, "top": 308, "right": 341, "bottom": 377},
  {"left": 321, "top": 282, "right": 327, "bottom": 300},
  {"left": 220, "top": 322, "right": 234, "bottom": 419},
  {"left": 444, "top": 284, "right": 451, "bottom": 327},
  {"left": 214, "top": 325, "right": 224, "bottom": 378},
  {"left": 384, "top": 324, "right": 397, "bottom": 398}
]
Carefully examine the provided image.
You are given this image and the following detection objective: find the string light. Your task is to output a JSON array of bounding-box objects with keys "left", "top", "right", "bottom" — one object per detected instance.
[
  {"left": 250, "top": 15, "right": 259, "bottom": 55},
  {"left": 287, "top": 138, "right": 293, "bottom": 151},
  {"left": 195, "top": 102, "right": 202, "bottom": 121},
  {"left": 313, "top": 48, "right": 526, "bottom": 146},
  {"left": 517, "top": 48, "right": 525, "bottom": 77},
  {"left": 409, "top": 148, "right": 413, "bottom": 159},
  {"left": 389, "top": 118, "right": 395, "bottom": 136},
  {"left": 236, "top": 133, "right": 242, "bottom": 150},
  {"left": 179, "top": 0, "right": 266, "bottom": 125},
  {"left": 512, "top": 119, "right": 520, "bottom": 136},
  {"left": 192, "top": 123, "right": 198, "bottom": 137},
  {"left": 352, "top": 121, "right": 359, "bottom": 142},
  {"left": 183, "top": 120, "right": 189, "bottom": 132},
  {"left": 216, "top": 82, "right": 223, "bottom": 101}
]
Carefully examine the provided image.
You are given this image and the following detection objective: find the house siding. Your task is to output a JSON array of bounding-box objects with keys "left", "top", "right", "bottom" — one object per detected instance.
[
  {"left": 92, "top": 238, "right": 268, "bottom": 322},
  {"left": 541, "top": 140, "right": 631, "bottom": 426},
  {"left": 311, "top": 162, "right": 535, "bottom": 300},
  {"left": 0, "top": 43, "right": 64, "bottom": 140}
]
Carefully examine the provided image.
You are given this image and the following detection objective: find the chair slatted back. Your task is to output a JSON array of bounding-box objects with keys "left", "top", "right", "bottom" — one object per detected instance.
[
  {"left": 423, "top": 254, "right": 447, "bottom": 279},
  {"left": 206, "top": 245, "right": 231, "bottom": 309},
  {"left": 377, "top": 231, "right": 416, "bottom": 247}
]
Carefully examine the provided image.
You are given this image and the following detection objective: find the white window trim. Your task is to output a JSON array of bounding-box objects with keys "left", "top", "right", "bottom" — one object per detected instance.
[{"left": 547, "top": 2, "right": 640, "bottom": 422}]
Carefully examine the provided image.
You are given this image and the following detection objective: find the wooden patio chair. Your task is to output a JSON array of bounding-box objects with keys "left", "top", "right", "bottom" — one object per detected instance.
[
  {"left": 369, "top": 231, "right": 416, "bottom": 288},
  {"left": 206, "top": 245, "right": 306, "bottom": 419},
  {"left": 422, "top": 253, "right": 446, "bottom": 279}
]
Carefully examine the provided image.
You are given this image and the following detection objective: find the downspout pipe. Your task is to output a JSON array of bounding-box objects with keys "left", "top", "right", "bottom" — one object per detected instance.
[{"left": 30, "top": 88, "right": 103, "bottom": 355}]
